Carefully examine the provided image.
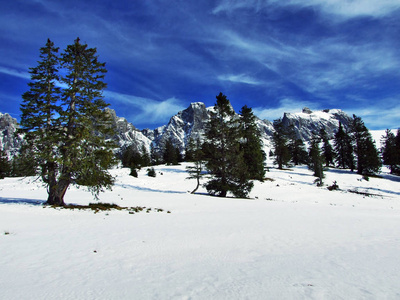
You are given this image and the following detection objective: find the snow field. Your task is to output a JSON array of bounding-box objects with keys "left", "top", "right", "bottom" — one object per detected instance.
[{"left": 1, "top": 163, "right": 400, "bottom": 299}]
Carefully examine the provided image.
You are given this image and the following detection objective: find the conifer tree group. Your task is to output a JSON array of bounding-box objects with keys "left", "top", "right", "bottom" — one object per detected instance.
[{"left": 19, "top": 38, "right": 116, "bottom": 206}]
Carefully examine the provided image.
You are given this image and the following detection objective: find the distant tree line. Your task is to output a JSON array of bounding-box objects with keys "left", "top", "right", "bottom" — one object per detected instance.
[{"left": 271, "top": 114, "right": 386, "bottom": 184}]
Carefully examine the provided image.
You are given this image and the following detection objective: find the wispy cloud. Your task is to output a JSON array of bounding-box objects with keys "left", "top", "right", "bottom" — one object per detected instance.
[
  {"left": 105, "top": 91, "right": 185, "bottom": 128},
  {"left": 218, "top": 73, "right": 263, "bottom": 85},
  {"left": 0, "top": 66, "right": 30, "bottom": 80},
  {"left": 253, "top": 98, "right": 318, "bottom": 121},
  {"left": 212, "top": 0, "right": 400, "bottom": 19}
]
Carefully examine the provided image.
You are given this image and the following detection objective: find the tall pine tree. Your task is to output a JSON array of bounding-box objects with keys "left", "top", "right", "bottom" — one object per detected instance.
[
  {"left": 308, "top": 133, "right": 324, "bottom": 186},
  {"left": 334, "top": 122, "right": 355, "bottom": 170},
  {"left": 272, "top": 118, "right": 291, "bottom": 169},
  {"left": 239, "top": 105, "right": 265, "bottom": 181},
  {"left": 20, "top": 38, "right": 116, "bottom": 206},
  {"left": 320, "top": 129, "right": 335, "bottom": 167},
  {"left": 203, "top": 93, "right": 253, "bottom": 198},
  {"left": 381, "top": 129, "right": 399, "bottom": 174},
  {"left": 350, "top": 115, "right": 381, "bottom": 175}
]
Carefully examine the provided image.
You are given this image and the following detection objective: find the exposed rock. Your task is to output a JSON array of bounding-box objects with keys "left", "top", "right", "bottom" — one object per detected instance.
[
  {"left": 282, "top": 109, "right": 352, "bottom": 141},
  {"left": 0, "top": 113, "right": 22, "bottom": 156}
]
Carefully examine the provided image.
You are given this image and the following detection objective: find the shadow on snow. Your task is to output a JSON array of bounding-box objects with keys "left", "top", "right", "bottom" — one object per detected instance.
[
  {"left": 115, "top": 183, "right": 187, "bottom": 195},
  {"left": 0, "top": 197, "right": 45, "bottom": 206}
]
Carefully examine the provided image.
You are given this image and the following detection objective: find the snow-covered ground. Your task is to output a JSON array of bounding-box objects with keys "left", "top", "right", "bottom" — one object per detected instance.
[{"left": 1, "top": 163, "right": 399, "bottom": 299}]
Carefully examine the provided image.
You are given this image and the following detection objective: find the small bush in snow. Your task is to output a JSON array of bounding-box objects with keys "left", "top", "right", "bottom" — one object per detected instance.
[
  {"left": 147, "top": 167, "right": 156, "bottom": 177},
  {"left": 327, "top": 181, "right": 339, "bottom": 191}
]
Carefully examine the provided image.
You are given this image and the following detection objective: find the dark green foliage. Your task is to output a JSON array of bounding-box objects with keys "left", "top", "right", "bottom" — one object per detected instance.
[
  {"left": 186, "top": 138, "right": 205, "bottom": 194},
  {"left": 308, "top": 134, "right": 324, "bottom": 186},
  {"left": 9, "top": 145, "right": 38, "bottom": 177},
  {"left": 381, "top": 129, "right": 400, "bottom": 175},
  {"left": 289, "top": 138, "right": 309, "bottom": 165},
  {"left": 163, "top": 139, "right": 180, "bottom": 165},
  {"left": 130, "top": 168, "right": 138, "bottom": 178},
  {"left": 147, "top": 167, "right": 156, "bottom": 177},
  {"left": 320, "top": 129, "right": 335, "bottom": 167},
  {"left": 19, "top": 38, "right": 116, "bottom": 206},
  {"left": 203, "top": 93, "right": 253, "bottom": 198},
  {"left": 350, "top": 115, "right": 381, "bottom": 175},
  {"left": 150, "top": 143, "right": 162, "bottom": 165},
  {"left": 0, "top": 149, "right": 11, "bottom": 179},
  {"left": 272, "top": 118, "right": 291, "bottom": 169},
  {"left": 239, "top": 105, "right": 266, "bottom": 181},
  {"left": 121, "top": 144, "right": 150, "bottom": 170},
  {"left": 334, "top": 122, "right": 355, "bottom": 170}
]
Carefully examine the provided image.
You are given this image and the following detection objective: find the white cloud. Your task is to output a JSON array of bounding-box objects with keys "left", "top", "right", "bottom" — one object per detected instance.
[
  {"left": 105, "top": 91, "right": 185, "bottom": 127},
  {"left": 218, "top": 73, "right": 263, "bottom": 85},
  {"left": 212, "top": 0, "right": 400, "bottom": 18},
  {"left": 0, "top": 66, "right": 30, "bottom": 80},
  {"left": 253, "top": 98, "right": 318, "bottom": 121}
]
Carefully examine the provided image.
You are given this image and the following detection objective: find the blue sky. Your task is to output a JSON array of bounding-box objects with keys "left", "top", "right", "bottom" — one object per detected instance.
[{"left": 1, "top": 0, "right": 399, "bottom": 130}]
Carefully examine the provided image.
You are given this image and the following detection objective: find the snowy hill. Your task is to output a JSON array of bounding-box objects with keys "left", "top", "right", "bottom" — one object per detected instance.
[{"left": 1, "top": 163, "right": 399, "bottom": 299}]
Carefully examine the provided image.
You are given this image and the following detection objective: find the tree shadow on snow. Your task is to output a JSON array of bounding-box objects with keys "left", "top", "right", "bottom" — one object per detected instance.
[
  {"left": 115, "top": 183, "right": 187, "bottom": 194},
  {"left": 0, "top": 197, "right": 45, "bottom": 206}
]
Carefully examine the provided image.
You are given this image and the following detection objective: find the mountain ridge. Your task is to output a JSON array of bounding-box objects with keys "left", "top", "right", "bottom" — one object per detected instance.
[{"left": 1, "top": 103, "right": 353, "bottom": 157}]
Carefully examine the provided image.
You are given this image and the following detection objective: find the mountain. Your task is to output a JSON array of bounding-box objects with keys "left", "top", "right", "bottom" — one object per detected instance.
[
  {"left": 139, "top": 104, "right": 350, "bottom": 155},
  {"left": 0, "top": 104, "right": 353, "bottom": 158},
  {"left": 106, "top": 108, "right": 151, "bottom": 153},
  {"left": 282, "top": 107, "right": 353, "bottom": 141},
  {"left": 0, "top": 112, "right": 22, "bottom": 156}
]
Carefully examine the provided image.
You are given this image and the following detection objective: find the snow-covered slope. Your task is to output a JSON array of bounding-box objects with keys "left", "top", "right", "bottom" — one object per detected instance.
[{"left": 1, "top": 164, "right": 399, "bottom": 299}]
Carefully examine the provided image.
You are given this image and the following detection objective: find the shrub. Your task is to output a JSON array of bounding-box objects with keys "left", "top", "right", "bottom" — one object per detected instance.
[{"left": 147, "top": 167, "right": 156, "bottom": 177}]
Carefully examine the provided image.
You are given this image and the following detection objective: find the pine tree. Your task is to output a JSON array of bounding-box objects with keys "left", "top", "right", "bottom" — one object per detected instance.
[
  {"left": 272, "top": 118, "right": 290, "bottom": 169},
  {"left": 203, "top": 93, "right": 253, "bottom": 198},
  {"left": 350, "top": 115, "right": 381, "bottom": 175},
  {"left": 290, "top": 138, "right": 309, "bottom": 165},
  {"left": 186, "top": 137, "right": 205, "bottom": 194},
  {"left": 163, "top": 139, "right": 179, "bottom": 165},
  {"left": 320, "top": 129, "right": 335, "bottom": 167},
  {"left": 0, "top": 149, "right": 10, "bottom": 179},
  {"left": 20, "top": 38, "right": 61, "bottom": 187},
  {"left": 308, "top": 134, "right": 324, "bottom": 186},
  {"left": 19, "top": 38, "right": 116, "bottom": 206},
  {"left": 239, "top": 105, "right": 265, "bottom": 181},
  {"left": 334, "top": 122, "right": 355, "bottom": 170},
  {"left": 381, "top": 129, "right": 399, "bottom": 174}
]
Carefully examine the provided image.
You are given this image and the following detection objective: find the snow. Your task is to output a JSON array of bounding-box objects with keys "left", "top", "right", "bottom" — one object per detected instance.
[{"left": 1, "top": 163, "right": 400, "bottom": 299}]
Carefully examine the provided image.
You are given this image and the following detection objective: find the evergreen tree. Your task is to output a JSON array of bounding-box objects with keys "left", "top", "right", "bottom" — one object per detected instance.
[
  {"left": 19, "top": 38, "right": 116, "bottom": 206},
  {"left": 239, "top": 105, "right": 265, "bottom": 181},
  {"left": 9, "top": 145, "right": 37, "bottom": 177},
  {"left": 0, "top": 149, "right": 10, "bottom": 179},
  {"left": 290, "top": 138, "right": 309, "bottom": 165},
  {"left": 381, "top": 129, "right": 399, "bottom": 174},
  {"left": 334, "top": 122, "right": 355, "bottom": 170},
  {"left": 140, "top": 144, "right": 151, "bottom": 167},
  {"left": 186, "top": 137, "right": 205, "bottom": 194},
  {"left": 320, "top": 129, "right": 335, "bottom": 167},
  {"left": 163, "top": 139, "right": 179, "bottom": 165},
  {"left": 308, "top": 134, "right": 324, "bottom": 186},
  {"left": 20, "top": 38, "right": 61, "bottom": 187},
  {"left": 203, "top": 93, "right": 253, "bottom": 198},
  {"left": 272, "top": 118, "right": 290, "bottom": 169},
  {"left": 185, "top": 137, "right": 196, "bottom": 161},
  {"left": 150, "top": 143, "right": 161, "bottom": 165},
  {"left": 350, "top": 115, "right": 381, "bottom": 175}
]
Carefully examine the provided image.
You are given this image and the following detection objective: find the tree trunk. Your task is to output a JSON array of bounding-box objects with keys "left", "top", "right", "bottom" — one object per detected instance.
[
  {"left": 46, "top": 178, "right": 70, "bottom": 206},
  {"left": 191, "top": 177, "right": 200, "bottom": 194}
]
